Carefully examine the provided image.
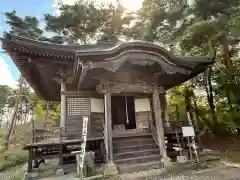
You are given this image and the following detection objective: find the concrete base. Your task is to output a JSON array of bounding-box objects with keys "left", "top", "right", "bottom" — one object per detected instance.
[
  {"left": 162, "top": 157, "right": 172, "bottom": 168},
  {"left": 177, "top": 156, "right": 188, "bottom": 163},
  {"left": 24, "top": 172, "right": 38, "bottom": 180},
  {"left": 56, "top": 168, "right": 65, "bottom": 176},
  {"left": 103, "top": 163, "right": 118, "bottom": 176}
]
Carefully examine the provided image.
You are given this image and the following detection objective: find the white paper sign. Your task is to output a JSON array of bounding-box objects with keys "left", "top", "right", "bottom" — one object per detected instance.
[
  {"left": 182, "top": 126, "right": 195, "bottom": 137},
  {"left": 91, "top": 98, "right": 104, "bottom": 113},
  {"left": 134, "top": 98, "right": 151, "bottom": 112},
  {"left": 79, "top": 116, "right": 88, "bottom": 168}
]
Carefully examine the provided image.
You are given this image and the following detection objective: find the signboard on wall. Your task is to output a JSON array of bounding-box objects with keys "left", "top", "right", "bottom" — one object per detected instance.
[
  {"left": 91, "top": 98, "right": 104, "bottom": 113},
  {"left": 182, "top": 126, "right": 195, "bottom": 137},
  {"left": 134, "top": 98, "right": 150, "bottom": 112}
]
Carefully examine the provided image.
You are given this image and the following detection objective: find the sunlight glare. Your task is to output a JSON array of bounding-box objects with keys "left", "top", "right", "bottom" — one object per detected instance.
[{"left": 120, "top": 0, "right": 143, "bottom": 11}]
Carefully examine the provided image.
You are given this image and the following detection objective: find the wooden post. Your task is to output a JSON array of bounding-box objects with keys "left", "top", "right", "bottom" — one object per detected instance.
[
  {"left": 59, "top": 74, "right": 66, "bottom": 175},
  {"left": 161, "top": 93, "right": 171, "bottom": 129},
  {"left": 32, "top": 115, "right": 35, "bottom": 143},
  {"left": 104, "top": 114, "right": 109, "bottom": 163},
  {"left": 104, "top": 90, "right": 113, "bottom": 165},
  {"left": 27, "top": 149, "right": 33, "bottom": 173},
  {"left": 60, "top": 77, "right": 66, "bottom": 128},
  {"left": 152, "top": 86, "right": 170, "bottom": 163}
]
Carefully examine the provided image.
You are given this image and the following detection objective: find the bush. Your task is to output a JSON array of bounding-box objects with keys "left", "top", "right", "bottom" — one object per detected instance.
[{"left": 0, "top": 149, "right": 27, "bottom": 171}]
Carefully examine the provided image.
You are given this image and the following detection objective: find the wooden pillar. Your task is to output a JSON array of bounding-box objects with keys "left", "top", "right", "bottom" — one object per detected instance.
[
  {"left": 27, "top": 149, "right": 33, "bottom": 173},
  {"left": 104, "top": 90, "right": 113, "bottom": 165},
  {"left": 60, "top": 77, "right": 66, "bottom": 128},
  {"left": 152, "top": 86, "right": 170, "bottom": 162},
  {"left": 161, "top": 93, "right": 171, "bottom": 128}
]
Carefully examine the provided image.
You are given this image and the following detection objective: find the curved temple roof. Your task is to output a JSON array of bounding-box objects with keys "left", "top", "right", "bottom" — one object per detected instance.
[{"left": 2, "top": 33, "right": 213, "bottom": 100}]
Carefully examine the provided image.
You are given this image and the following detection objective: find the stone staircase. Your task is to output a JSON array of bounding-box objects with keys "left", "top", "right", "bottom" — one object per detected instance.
[{"left": 113, "top": 133, "right": 163, "bottom": 173}]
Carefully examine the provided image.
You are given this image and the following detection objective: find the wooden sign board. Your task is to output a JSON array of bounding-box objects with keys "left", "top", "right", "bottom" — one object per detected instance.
[{"left": 182, "top": 126, "right": 195, "bottom": 137}]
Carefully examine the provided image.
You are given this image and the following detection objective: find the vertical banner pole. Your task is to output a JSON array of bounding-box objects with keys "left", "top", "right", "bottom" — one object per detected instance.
[
  {"left": 79, "top": 116, "right": 88, "bottom": 180},
  {"left": 187, "top": 137, "right": 193, "bottom": 162}
]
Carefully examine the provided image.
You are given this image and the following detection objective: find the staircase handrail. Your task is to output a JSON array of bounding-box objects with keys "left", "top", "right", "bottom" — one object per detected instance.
[{"left": 150, "top": 121, "right": 159, "bottom": 147}]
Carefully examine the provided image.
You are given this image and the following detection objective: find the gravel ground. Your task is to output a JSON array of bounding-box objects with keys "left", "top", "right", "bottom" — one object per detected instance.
[
  {"left": 41, "top": 164, "right": 240, "bottom": 180},
  {"left": 0, "top": 164, "right": 27, "bottom": 180},
  {"left": 1, "top": 160, "right": 240, "bottom": 180},
  {"left": 111, "top": 162, "right": 240, "bottom": 180}
]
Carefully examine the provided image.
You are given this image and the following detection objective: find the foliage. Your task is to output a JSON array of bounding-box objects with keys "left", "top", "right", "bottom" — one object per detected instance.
[
  {"left": 34, "top": 101, "right": 45, "bottom": 120},
  {"left": 0, "top": 147, "right": 27, "bottom": 171},
  {"left": 1, "top": 0, "right": 240, "bottom": 137},
  {"left": 48, "top": 104, "right": 61, "bottom": 124}
]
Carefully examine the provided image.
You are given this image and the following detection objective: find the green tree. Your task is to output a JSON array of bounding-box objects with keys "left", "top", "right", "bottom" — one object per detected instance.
[{"left": 4, "top": 76, "right": 23, "bottom": 149}]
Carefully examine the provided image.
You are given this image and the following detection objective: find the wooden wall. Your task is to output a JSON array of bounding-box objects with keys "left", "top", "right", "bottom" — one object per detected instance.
[
  {"left": 65, "top": 95, "right": 91, "bottom": 138},
  {"left": 64, "top": 93, "right": 104, "bottom": 139},
  {"left": 63, "top": 92, "right": 155, "bottom": 138}
]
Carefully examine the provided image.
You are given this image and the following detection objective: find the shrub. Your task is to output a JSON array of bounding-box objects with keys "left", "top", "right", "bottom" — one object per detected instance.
[{"left": 0, "top": 149, "right": 27, "bottom": 171}]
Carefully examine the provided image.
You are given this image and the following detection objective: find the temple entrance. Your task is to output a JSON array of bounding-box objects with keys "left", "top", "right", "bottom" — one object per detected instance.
[{"left": 111, "top": 96, "right": 136, "bottom": 131}]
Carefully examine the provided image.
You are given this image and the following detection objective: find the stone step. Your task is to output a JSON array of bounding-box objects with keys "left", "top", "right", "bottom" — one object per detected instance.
[
  {"left": 91, "top": 122, "right": 103, "bottom": 126},
  {"left": 115, "top": 154, "right": 161, "bottom": 165},
  {"left": 113, "top": 138, "right": 155, "bottom": 147},
  {"left": 113, "top": 143, "right": 158, "bottom": 153},
  {"left": 113, "top": 132, "right": 152, "bottom": 138},
  {"left": 117, "top": 160, "right": 163, "bottom": 173},
  {"left": 113, "top": 135, "right": 152, "bottom": 143},
  {"left": 90, "top": 125, "right": 103, "bottom": 131},
  {"left": 114, "top": 148, "right": 159, "bottom": 160}
]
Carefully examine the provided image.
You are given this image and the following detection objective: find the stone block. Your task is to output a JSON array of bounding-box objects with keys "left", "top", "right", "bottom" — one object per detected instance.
[
  {"left": 24, "top": 172, "right": 38, "bottom": 180},
  {"left": 177, "top": 156, "right": 188, "bottom": 163},
  {"left": 103, "top": 163, "right": 118, "bottom": 176},
  {"left": 162, "top": 157, "right": 172, "bottom": 168},
  {"left": 56, "top": 168, "right": 65, "bottom": 176}
]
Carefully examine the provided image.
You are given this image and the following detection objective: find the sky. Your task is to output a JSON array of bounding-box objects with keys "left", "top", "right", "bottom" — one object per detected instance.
[
  {"left": 0, "top": 0, "right": 55, "bottom": 88},
  {"left": 0, "top": 0, "right": 143, "bottom": 88}
]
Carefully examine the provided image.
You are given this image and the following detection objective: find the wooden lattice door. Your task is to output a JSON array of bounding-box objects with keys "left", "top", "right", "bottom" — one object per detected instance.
[{"left": 65, "top": 95, "right": 91, "bottom": 138}]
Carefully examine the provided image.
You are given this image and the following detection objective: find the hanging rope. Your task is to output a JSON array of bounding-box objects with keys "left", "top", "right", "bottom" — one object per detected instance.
[{"left": 125, "top": 93, "right": 129, "bottom": 124}]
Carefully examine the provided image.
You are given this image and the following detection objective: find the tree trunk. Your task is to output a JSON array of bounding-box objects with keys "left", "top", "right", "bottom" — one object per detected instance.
[
  {"left": 204, "top": 69, "right": 218, "bottom": 134},
  {"left": 191, "top": 93, "right": 200, "bottom": 131},
  {"left": 223, "top": 40, "right": 234, "bottom": 110},
  {"left": 3, "top": 76, "right": 24, "bottom": 149},
  {"left": 222, "top": 41, "right": 232, "bottom": 68}
]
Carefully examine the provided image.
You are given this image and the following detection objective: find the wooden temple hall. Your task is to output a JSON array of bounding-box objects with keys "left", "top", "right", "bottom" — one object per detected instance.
[{"left": 2, "top": 33, "right": 213, "bottom": 176}]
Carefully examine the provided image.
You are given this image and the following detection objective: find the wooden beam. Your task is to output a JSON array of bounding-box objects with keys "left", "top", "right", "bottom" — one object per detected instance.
[
  {"left": 152, "top": 85, "right": 169, "bottom": 161},
  {"left": 28, "top": 57, "right": 50, "bottom": 100},
  {"left": 160, "top": 92, "right": 171, "bottom": 128},
  {"left": 104, "top": 90, "right": 113, "bottom": 165}
]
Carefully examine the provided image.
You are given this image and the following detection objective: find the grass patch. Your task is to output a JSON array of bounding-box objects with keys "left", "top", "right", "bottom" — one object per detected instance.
[
  {"left": 0, "top": 138, "right": 3, "bottom": 146},
  {"left": 0, "top": 146, "right": 27, "bottom": 172},
  {"left": 223, "top": 152, "right": 240, "bottom": 163},
  {"left": 9, "top": 171, "right": 25, "bottom": 180}
]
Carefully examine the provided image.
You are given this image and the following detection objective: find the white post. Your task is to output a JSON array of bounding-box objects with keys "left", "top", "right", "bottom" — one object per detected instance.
[
  {"left": 60, "top": 77, "right": 66, "bottom": 128},
  {"left": 78, "top": 116, "right": 88, "bottom": 180}
]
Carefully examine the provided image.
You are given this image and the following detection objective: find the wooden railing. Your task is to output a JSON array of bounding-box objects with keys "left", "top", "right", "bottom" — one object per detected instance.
[
  {"left": 32, "top": 125, "right": 85, "bottom": 144},
  {"left": 163, "top": 120, "right": 184, "bottom": 132},
  {"left": 150, "top": 121, "right": 159, "bottom": 147},
  {"left": 149, "top": 120, "right": 184, "bottom": 146}
]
